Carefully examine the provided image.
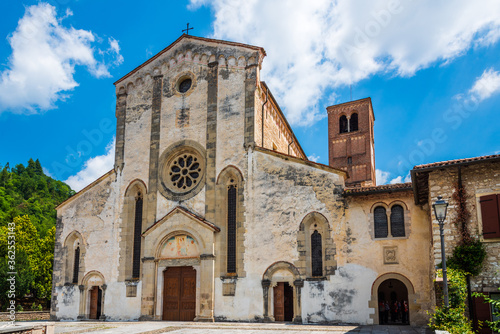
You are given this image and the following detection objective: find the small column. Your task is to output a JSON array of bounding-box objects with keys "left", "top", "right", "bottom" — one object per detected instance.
[
  {"left": 99, "top": 284, "right": 107, "bottom": 320},
  {"left": 77, "top": 285, "right": 85, "bottom": 320},
  {"left": 261, "top": 279, "right": 272, "bottom": 322},
  {"left": 195, "top": 254, "right": 215, "bottom": 322},
  {"left": 293, "top": 279, "right": 304, "bottom": 323}
]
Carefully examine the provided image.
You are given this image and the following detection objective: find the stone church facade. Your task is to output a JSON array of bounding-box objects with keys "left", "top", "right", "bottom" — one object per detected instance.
[{"left": 50, "top": 35, "right": 499, "bottom": 327}]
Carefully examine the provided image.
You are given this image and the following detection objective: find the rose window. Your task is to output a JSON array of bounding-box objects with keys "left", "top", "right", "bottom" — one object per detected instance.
[{"left": 169, "top": 154, "right": 202, "bottom": 190}]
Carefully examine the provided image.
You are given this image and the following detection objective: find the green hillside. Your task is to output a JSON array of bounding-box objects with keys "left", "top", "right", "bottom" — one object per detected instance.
[{"left": 0, "top": 159, "right": 74, "bottom": 309}]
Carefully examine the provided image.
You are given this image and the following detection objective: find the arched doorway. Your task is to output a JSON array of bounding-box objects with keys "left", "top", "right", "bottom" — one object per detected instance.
[
  {"left": 262, "top": 261, "right": 304, "bottom": 323},
  {"left": 377, "top": 278, "right": 409, "bottom": 325}
]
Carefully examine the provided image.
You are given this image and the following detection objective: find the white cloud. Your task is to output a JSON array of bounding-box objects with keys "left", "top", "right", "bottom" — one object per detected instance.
[
  {"left": 389, "top": 173, "right": 411, "bottom": 184},
  {"left": 308, "top": 154, "right": 320, "bottom": 162},
  {"left": 376, "top": 169, "right": 390, "bottom": 185},
  {"left": 190, "top": 0, "right": 500, "bottom": 126},
  {"left": 469, "top": 68, "right": 500, "bottom": 102},
  {"left": 0, "top": 3, "right": 123, "bottom": 113},
  {"left": 64, "top": 138, "right": 115, "bottom": 192}
]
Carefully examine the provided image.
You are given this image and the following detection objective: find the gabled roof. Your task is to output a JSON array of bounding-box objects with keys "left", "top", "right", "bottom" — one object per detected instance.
[
  {"left": 56, "top": 169, "right": 115, "bottom": 210},
  {"left": 344, "top": 183, "right": 412, "bottom": 196},
  {"left": 114, "top": 34, "right": 266, "bottom": 85},
  {"left": 142, "top": 206, "right": 220, "bottom": 236}
]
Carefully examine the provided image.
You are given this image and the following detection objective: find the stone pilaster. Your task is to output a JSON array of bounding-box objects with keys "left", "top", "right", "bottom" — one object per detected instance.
[
  {"left": 146, "top": 75, "right": 163, "bottom": 227},
  {"left": 196, "top": 254, "right": 215, "bottom": 322},
  {"left": 244, "top": 63, "right": 258, "bottom": 149},
  {"left": 205, "top": 62, "right": 218, "bottom": 223},
  {"left": 114, "top": 92, "right": 127, "bottom": 172}
]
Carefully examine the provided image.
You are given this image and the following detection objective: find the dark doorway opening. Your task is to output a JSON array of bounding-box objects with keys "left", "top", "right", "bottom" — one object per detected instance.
[
  {"left": 89, "top": 286, "right": 102, "bottom": 319},
  {"left": 162, "top": 266, "right": 196, "bottom": 321},
  {"left": 274, "top": 282, "right": 294, "bottom": 322},
  {"left": 378, "top": 279, "right": 409, "bottom": 325}
]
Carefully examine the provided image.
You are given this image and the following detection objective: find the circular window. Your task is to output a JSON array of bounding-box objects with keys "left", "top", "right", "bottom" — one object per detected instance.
[
  {"left": 159, "top": 145, "right": 205, "bottom": 201},
  {"left": 178, "top": 78, "right": 192, "bottom": 93},
  {"left": 169, "top": 154, "right": 201, "bottom": 190}
]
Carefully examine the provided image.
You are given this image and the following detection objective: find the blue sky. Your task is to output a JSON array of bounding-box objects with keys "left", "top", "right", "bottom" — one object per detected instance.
[{"left": 1, "top": 0, "right": 499, "bottom": 190}]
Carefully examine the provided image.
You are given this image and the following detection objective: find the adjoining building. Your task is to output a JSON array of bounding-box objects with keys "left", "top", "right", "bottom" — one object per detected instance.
[{"left": 50, "top": 35, "right": 499, "bottom": 329}]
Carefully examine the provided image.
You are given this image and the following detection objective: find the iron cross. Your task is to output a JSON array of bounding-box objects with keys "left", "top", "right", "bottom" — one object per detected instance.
[{"left": 182, "top": 23, "right": 194, "bottom": 35}]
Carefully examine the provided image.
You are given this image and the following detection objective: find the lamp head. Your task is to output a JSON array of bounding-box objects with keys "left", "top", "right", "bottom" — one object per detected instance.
[{"left": 433, "top": 195, "right": 448, "bottom": 224}]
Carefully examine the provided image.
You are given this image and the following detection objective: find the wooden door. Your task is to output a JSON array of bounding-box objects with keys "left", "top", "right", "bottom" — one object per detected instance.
[
  {"left": 163, "top": 267, "right": 196, "bottom": 321},
  {"left": 274, "top": 282, "right": 285, "bottom": 321},
  {"left": 89, "top": 286, "right": 99, "bottom": 319}
]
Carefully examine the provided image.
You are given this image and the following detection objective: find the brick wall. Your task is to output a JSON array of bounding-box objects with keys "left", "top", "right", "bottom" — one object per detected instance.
[{"left": 327, "top": 98, "right": 375, "bottom": 186}]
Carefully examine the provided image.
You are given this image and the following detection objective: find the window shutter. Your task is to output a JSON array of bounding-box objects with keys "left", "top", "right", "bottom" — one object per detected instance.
[
  {"left": 473, "top": 294, "right": 492, "bottom": 334},
  {"left": 72, "top": 247, "right": 80, "bottom": 284},
  {"left": 480, "top": 194, "right": 500, "bottom": 239},
  {"left": 311, "top": 230, "right": 323, "bottom": 277},
  {"left": 132, "top": 196, "right": 143, "bottom": 279},
  {"left": 374, "top": 207, "right": 388, "bottom": 238},
  {"left": 227, "top": 185, "right": 237, "bottom": 274},
  {"left": 390, "top": 205, "right": 405, "bottom": 237}
]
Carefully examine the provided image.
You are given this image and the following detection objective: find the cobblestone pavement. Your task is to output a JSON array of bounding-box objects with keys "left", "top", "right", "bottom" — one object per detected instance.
[{"left": 8, "top": 321, "right": 434, "bottom": 334}]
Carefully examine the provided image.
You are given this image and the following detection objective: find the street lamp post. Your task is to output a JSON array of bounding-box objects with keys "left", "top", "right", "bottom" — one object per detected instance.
[{"left": 433, "top": 195, "right": 449, "bottom": 308}]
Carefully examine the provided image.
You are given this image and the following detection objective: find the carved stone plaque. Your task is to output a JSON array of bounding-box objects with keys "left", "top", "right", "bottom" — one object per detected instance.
[{"left": 383, "top": 246, "right": 398, "bottom": 264}]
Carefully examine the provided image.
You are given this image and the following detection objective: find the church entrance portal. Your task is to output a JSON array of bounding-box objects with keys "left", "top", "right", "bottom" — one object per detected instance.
[
  {"left": 89, "top": 286, "right": 102, "bottom": 319},
  {"left": 274, "top": 282, "right": 294, "bottom": 322},
  {"left": 377, "top": 279, "right": 409, "bottom": 325},
  {"left": 162, "top": 266, "right": 196, "bottom": 321}
]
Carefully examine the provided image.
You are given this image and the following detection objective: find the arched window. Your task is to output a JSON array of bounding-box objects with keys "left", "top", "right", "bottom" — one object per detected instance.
[
  {"left": 227, "top": 185, "right": 237, "bottom": 274},
  {"left": 64, "top": 231, "right": 84, "bottom": 284},
  {"left": 311, "top": 230, "right": 323, "bottom": 277},
  {"left": 132, "top": 192, "right": 143, "bottom": 279},
  {"left": 339, "top": 115, "right": 348, "bottom": 133},
  {"left": 350, "top": 113, "right": 358, "bottom": 132},
  {"left": 390, "top": 205, "right": 405, "bottom": 237},
  {"left": 374, "top": 206, "right": 388, "bottom": 238},
  {"left": 72, "top": 246, "right": 80, "bottom": 284}
]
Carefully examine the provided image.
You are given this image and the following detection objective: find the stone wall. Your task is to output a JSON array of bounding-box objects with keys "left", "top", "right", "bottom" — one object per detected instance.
[{"left": 427, "top": 162, "right": 500, "bottom": 291}]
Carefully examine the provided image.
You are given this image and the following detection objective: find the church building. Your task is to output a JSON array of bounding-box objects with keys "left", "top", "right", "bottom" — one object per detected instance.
[{"left": 50, "top": 35, "right": 497, "bottom": 327}]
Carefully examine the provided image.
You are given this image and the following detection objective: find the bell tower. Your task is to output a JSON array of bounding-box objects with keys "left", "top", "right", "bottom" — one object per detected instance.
[{"left": 327, "top": 97, "right": 376, "bottom": 186}]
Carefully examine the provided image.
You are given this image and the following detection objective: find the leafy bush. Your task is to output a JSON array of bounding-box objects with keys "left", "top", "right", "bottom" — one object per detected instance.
[
  {"left": 447, "top": 239, "right": 486, "bottom": 276},
  {"left": 429, "top": 268, "right": 474, "bottom": 334}
]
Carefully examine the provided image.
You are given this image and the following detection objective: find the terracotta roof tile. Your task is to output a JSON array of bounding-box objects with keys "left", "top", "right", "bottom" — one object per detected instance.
[
  {"left": 344, "top": 182, "right": 412, "bottom": 196},
  {"left": 414, "top": 154, "right": 500, "bottom": 170}
]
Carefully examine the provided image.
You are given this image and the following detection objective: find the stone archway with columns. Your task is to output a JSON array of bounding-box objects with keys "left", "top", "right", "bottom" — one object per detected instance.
[
  {"left": 262, "top": 261, "right": 304, "bottom": 323},
  {"left": 141, "top": 206, "right": 220, "bottom": 321},
  {"left": 78, "top": 271, "right": 106, "bottom": 320}
]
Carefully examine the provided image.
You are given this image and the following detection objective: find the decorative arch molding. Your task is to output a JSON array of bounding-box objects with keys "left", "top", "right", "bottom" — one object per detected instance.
[
  {"left": 125, "top": 178, "right": 148, "bottom": 195},
  {"left": 261, "top": 261, "right": 303, "bottom": 323},
  {"left": 296, "top": 212, "right": 336, "bottom": 280},
  {"left": 119, "top": 179, "right": 148, "bottom": 282},
  {"left": 78, "top": 270, "right": 107, "bottom": 320},
  {"left": 63, "top": 230, "right": 85, "bottom": 285},
  {"left": 215, "top": 165, "right": 246, "bottom": 279},
  {"left": 154, "top": 229, "right": 204, "bottom": 259},
  {"left": 368, "top": 272, "right": 419, "bottom": 325}
]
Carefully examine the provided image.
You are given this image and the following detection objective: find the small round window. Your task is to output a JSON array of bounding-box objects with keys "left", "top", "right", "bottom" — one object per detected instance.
[
  {"left": 169, "top": 154, "right": 201, "bottom": 190},
  {"left": 178, "top": 78, "right": 192, "bottom": 93}
]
